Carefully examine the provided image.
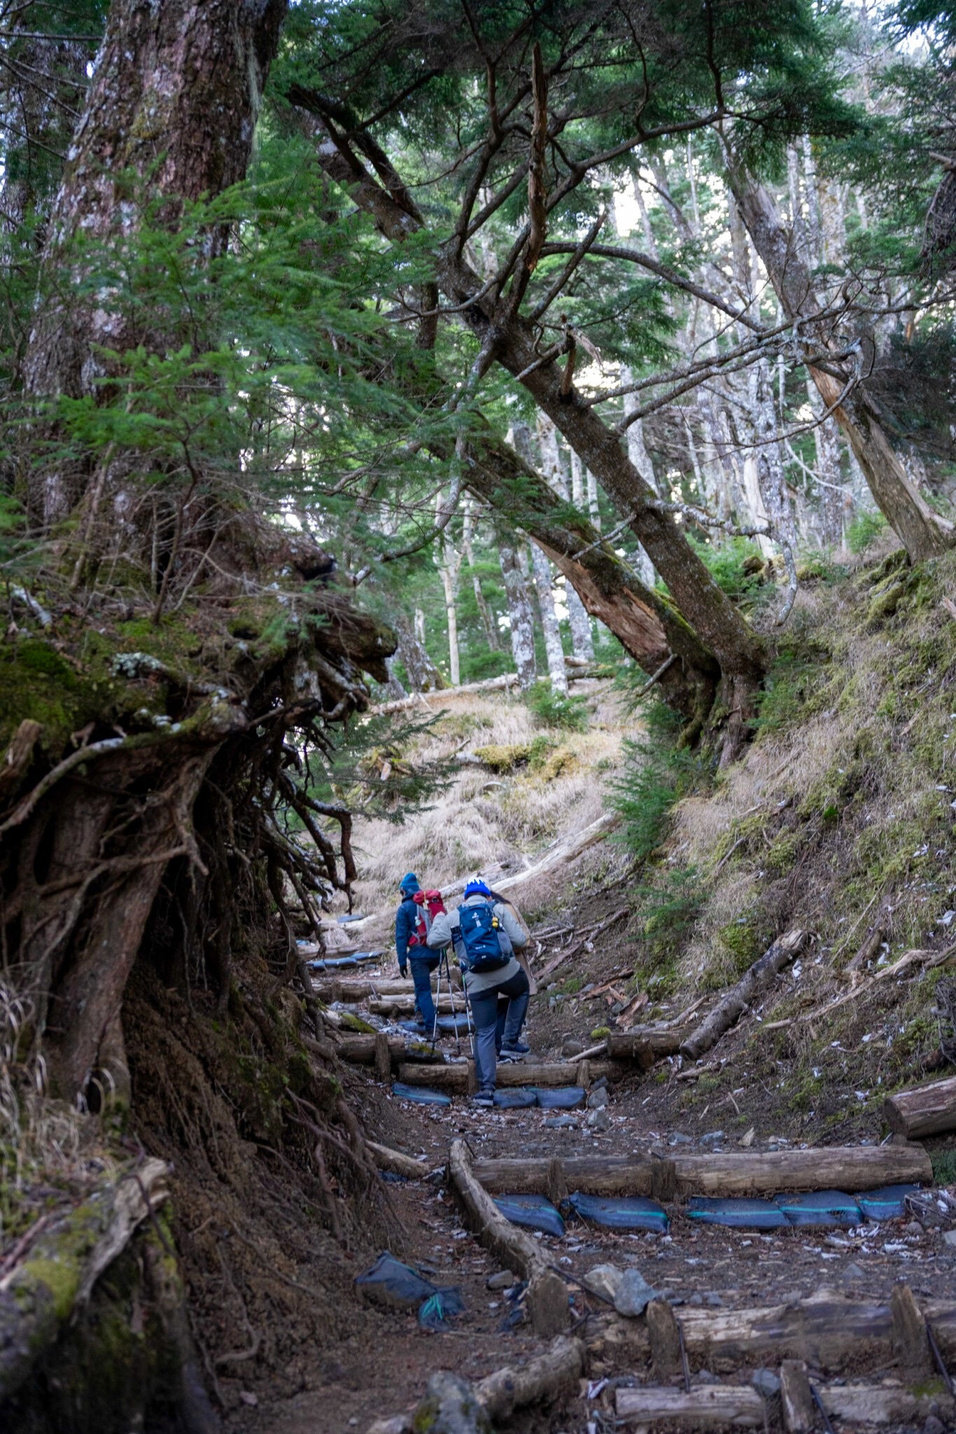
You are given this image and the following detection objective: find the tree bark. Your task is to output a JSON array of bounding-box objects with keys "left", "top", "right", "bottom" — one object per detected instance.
[
  {"left": 498, "top": 541, "right": 538, "bottom": 690},
  {"left": 24, "top": 0, "right": 289, "bottom": 524},
  {"left": 471, "top": 1154, "right": 676, "bottom": 1200},
  {"left": 680, "top": 929, "right": 809, "bottom": 1060},
  {"left": 725, "top": 164, "right": 955, "bottom": 563},
  {"left": 671, "top": 1143, "right": 932, "bottom": 1197}
]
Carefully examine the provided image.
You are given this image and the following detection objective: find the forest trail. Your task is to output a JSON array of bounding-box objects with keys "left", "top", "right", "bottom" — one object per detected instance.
[{"left": 230, "top": 880, "right": 956, "bottom": 1434}]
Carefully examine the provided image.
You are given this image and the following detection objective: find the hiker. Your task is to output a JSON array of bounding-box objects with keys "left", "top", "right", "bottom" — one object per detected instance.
[
  {"left": 395, "top": 872, "right": 443, "bottom": 1034},
  {"left": 427, "top": 879, "right": 530, "bottom": 1107}
]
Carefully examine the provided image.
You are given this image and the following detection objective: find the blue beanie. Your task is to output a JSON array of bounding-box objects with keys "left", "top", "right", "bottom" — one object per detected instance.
[
  {"left": 464, "top": 879, "right": 492, "bottom": 899},
  {"left": 399, "top": 872, "right": 421, "bottom": 895}
]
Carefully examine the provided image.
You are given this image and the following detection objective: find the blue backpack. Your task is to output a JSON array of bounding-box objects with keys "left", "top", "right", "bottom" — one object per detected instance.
[{"left": 453, "top": 900, "right": 511, "bottom": 973}]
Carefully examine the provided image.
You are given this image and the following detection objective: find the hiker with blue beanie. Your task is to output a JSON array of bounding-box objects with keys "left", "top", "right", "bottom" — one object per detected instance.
[
  {"left": 427, "top": 878, "right": 530, "bottom": 1108},
  {"left": 395, "top": 872, "right": 441, "bottom": 1034}
]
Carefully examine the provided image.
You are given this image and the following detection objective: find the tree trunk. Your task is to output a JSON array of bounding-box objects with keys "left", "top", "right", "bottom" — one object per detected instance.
[
  {"left": 23, "top": 0, "right": 288, "bottom": 525},
  {"left": 725, "top": 164, "right": 955, "bottom": 563},
  {"left": 462, "top": 498, "right": 500, "bottom": 651},
  {"left": 883, "top": 1074, "right": 956, "bottom": 1138},
  {"left": 534, "top": 416, "right": 593, "bottom": 659},
  {"left": 464, "top": 435, "right": 719, "bottom": 720},
  {"left": 530, "top": 542, "right": 568, "bottom": 693},
  {"left": 498, "top": 542, "right": 538, "bottom": 689},
  {"left": 438, "top": 534, "right": 461, "bottom": 686},
  {"left": 394, "top": 614, "right": 445, "bottom": 692}
]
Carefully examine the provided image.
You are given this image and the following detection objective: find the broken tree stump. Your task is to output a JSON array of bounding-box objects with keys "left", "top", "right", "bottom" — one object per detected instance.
[
  {"left": 471, "top": 1154, "right": 677, "bottom": 1202},
  {"left": 615, "top": 1383, "right": 766, "bottom": 1428},
  {"left": 779, "top": 1360, "right": 815, "bottom": 1434},
  {"left": 883, "top": 1073, "right": 956, "bottom": 1138},
  {"left": 605, "top": 1027, "right": 684, "bottom": 1068},
  {"left": 374, "top": 1032, "right": 392, "bottom": 1084},
  {"left": 891, "top": 1282, "right": 933, "bottom": 1380},
  {"left": 448, "top": 1139, "right": 570, "bottom": 1338},
  {"left": 680, "top": 929, "right": 809, "bottom": 1061},
  {"left": 647, "top": 1298, "right": 683, "bottom": 1379},
  {"left": 671, "top": 1142, "right": 931, "bottom": 1196}
]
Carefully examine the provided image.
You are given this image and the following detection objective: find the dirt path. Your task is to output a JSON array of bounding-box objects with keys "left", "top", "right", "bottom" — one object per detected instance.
[{"left": 227, "top": 911, "right": 956, "bottom": 1434}]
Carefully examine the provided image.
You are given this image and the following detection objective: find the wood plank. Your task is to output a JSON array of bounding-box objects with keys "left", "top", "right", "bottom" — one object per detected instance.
[
  {"left": 884, "top": 1073, "right": 956, "bottom": 1138},
  {"left": 615, "top": 1384, "right": 765, "bottom": 1428},
  {"left": 672, "top": 1143, "right": 932, "bottom": 1196},
  {"left": 472, "top": 1154, "right": 677, "bottom": 1201},
  {"left": 647, "top": 1298, "right": 683, "bottom": 1378}
]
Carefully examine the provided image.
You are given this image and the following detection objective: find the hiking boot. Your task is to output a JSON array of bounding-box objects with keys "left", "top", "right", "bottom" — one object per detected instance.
[
  {"left": 499, "top": 1040, "right": 530, "bottom": 1059},
  {"left": 472, "top": 1091, "right": 495, "bottom": 1108}
]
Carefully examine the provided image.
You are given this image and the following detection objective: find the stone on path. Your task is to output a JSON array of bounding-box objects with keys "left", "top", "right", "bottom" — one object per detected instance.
[
  {"left": 582, "top": 1263, "right": 623, "bottom": 1302},
  {"left": 613, "top": 1268, "right": 663, "bottom": 1318},
  {"left": 411, "top": 1372, "right": 491, "bottom": 1434}
]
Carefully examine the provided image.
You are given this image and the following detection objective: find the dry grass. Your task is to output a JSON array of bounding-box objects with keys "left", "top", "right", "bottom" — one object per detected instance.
[{"left": 348, "top": 681, "right": 627, "bottom": 917}]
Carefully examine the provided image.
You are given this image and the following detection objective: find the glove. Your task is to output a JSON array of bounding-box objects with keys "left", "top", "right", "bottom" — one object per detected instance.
[{"left": 399, "top": 964, "right": 407, "bottom": 979}]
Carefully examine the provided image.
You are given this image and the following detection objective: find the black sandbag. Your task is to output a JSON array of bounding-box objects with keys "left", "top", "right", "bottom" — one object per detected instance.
[
  {"left": 534, "top": 1086, "right": 586, "bottom": 1110},
  {"left": 418, "top": 1286, "right": 465, "bottom": 1330},
  {"left": 857, "top": 1184, "right": 922, "bottom": 1222},
  {"left": 775, "top": 1190, "right": 863, "bottom": 1228},
  {"left": 494, "top": 1088, "right": 538, "bottom": 1109},
  {"left": 686, "top": 1197, "right": 790, "bottom": 1230},
  {"left": 494, "top": 1193, "right": 566, "bottom": 1238},
  {"left": 567, "top": 1192, "right": 669, "bottom": 1232},
  {"left": 308, "top": 955, "right": 359, "bottom": 969},
  {"left": 398, "top": 1015, "right": 470, "bottom": 1035},
  {"left": 355, "top": 1253, "right": 437, "bottom": 1308},
  {"left": 392, "top": 1081, "right": 452, "bottom": 1107}
]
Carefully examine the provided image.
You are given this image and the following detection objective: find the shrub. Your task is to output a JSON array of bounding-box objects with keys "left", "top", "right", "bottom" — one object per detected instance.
[
  {"left": 846, "top": 509, "right": 888, "bottom": 555},
  {"left": 525, "top": 679, "right": 589, "bottom": 732}
]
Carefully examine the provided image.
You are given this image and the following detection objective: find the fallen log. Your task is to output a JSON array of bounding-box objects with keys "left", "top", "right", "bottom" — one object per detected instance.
[
  {"left": 448, "top": 1139, "right": 570, "bottom": 1338},
  {"left": 475, "top": 1334, "right": 586, "bottom": 1421},
  {"left": 471, "top": 1154, "right": 677, "bottom": 1201},
  {"left": 616, "top": 1383, "right": 766, "bottom": 1428},
  {"left": 314, "top": 975, "right": 462, "bottom": 1003},
  {"left": 883, "top": 1073, "right": 956, "bottom": 1138},
  {"left": 335, "top": 1034, "right": 406, "bottom": 1067},
  {"left": 0, "top": 1158, "right": 169, "bottom": 1401},
  {"left": 672, "top": 1143, "right": 932, "bottom": 1196},
  {"left": 818, "top": 1382, "right": 953, "bottom": 1428},
  {"left": 606, "top": 1027, "right": 684, "bottom": 1069},
  {"left": 366, "top": 1141, "right": 429, "bottom": 1180},
  {"left": 368, "top": 995, "right": 461, "bottom": 1016},
  {"left": 394, "top": 1059, "right": 613, "bottom": 1091},
  {"left": 680, "top": 929, "right": 809, "bottom": 1061}
]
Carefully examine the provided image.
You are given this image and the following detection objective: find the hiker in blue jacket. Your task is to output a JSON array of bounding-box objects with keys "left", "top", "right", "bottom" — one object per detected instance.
[
  {"left": 427, "top": 879, "right": 530, "bottom": 1108},
  {"left": 395, "top": 872, "right": 440, "bottom": 1034}
]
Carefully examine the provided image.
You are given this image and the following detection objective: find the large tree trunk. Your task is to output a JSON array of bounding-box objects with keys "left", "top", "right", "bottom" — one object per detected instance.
[
  {"left": 515, "top": 423, "right": 567, "bottom": 692},
  {"left": 725, "top": 164, "right": 955, "bottom": 563},
  {"left": 537, "top": 415, "right": 594, "bottom": 659},
  {"left": 23, "top": 0, "right": 288, "bottom": 525}
]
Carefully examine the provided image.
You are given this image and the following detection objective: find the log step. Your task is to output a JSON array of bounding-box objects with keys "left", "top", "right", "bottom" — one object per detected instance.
[
  {"left": 394, "top": 1060, "right": 612, "bottom": 1091},
  {"left": 614, "top": 1377, "right": 954, "bottom": 1429}
]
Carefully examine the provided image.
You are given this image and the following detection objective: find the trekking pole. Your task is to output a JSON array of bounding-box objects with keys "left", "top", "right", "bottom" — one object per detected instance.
[{"left": 441, "top": 946, "right": 463, "bottom": 1056}]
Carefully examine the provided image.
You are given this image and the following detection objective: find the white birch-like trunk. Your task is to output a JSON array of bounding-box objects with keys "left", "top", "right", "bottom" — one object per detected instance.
[
  {"left": 530, "top": 540, "right": 568, "bottom": 693},
  {"left": 538, "top": 416, "right": 594, "bottom": 659},
  {"left": 498, "top": 543, "right": 537, "bottom": 689}
]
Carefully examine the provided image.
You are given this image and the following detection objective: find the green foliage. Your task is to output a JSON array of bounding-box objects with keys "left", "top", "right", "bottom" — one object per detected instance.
[
  {"left": 690, "top": 536, "right": 766, "bottom": 602},
  {"left": 846, "top": 509, "right": 889, "bottom": 554},
  {"left": 525, "top": 680, "right": 589, "bottom": 733},
  {"left": 611, "top": 702, "right": 705, "bottom": 862}
]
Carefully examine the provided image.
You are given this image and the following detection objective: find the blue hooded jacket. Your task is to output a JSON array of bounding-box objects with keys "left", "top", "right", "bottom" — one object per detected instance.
[{"left": 395, "top": 873, "right": 421, "bottom": 971}]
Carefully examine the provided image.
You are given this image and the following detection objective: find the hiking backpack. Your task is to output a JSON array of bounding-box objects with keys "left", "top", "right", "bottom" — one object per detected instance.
[
  {"left": 407, "top": 890, "right": 445, "bottom": 949},
  {"left": 452, "top": 900, "right": 512, "bottom": 973}
]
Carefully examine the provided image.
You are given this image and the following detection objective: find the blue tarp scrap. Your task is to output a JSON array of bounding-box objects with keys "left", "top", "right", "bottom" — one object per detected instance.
[
  {"left": 391, "top": 1081, "right": 452, "bottom": 1107},
  {"left": 418, "top": 1287, "right": 465, "bottom": 1330},
  {"left": 566, "top": 1192, "right": 669, "bottom": 1232},
  {"left": 494, "top": 1193, "right": 566, "bottom": 1238},
  {"left": 686, "top": 1197, "right": 790, "bottom": 1230},
  {"left": 773, "top": 1190, "right": 863, "bottom": 1227},
  {"left": 355, "top": 1253, "right": 463, "bottom": 1328},
  {"left": 856, "top": 1184, "right": 922, "bottom": 1221}
]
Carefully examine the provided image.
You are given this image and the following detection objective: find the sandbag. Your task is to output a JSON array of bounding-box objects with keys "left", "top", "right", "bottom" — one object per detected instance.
[
  {"left": 567, "top": 1192, "right": 669, "bottom": 1232},
  {"left": 398, "top": 1014, "right": 470, "bottom": 1035},
  {"left": 857, "top": 1184, "right": 922, "bottom": 1222},
  {"left": 686, "top": 1197, "right": 790, "bottom": 1230},
  {"left": 355, "top": 1253, "right": 437, "bottom": 1308},
  {"left": 494, "top": 1088, "right": 538, "bottom": 1109},
  {"left": 534, "top": 1086, "right": 586, "bottom": 1110},
  {"left": 774, "top": 1190, "right": 863, "bottom": 1228},
  {"left": 392, "top": 1081, "right": 452, "bottom": 1107},
  {"left": 494, "top": 1193, "right": 566, "bottom": 1238},
  {"left": 308, "top": 955, "right": 358, "bottom": 969}
]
